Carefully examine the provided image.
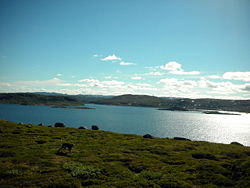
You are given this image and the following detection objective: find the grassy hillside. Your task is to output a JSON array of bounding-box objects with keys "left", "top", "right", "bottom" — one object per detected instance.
[
  {"left": 0, "top": 93, "right": 83, "bottom": 106},
  {"left": 93, "top": 94, "right": 250, "bottom": 113},
  {"left": 0, "top": 120, "right": 249, "bottom": 187}
]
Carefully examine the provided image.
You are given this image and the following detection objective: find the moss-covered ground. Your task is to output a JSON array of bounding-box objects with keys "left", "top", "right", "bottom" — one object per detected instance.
[{"left": 0, "top": 120, "right": 249, "bottom": 188}]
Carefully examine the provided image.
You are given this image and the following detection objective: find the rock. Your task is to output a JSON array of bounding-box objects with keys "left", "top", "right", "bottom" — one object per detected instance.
[
  {"left": 174, "top": 137, "right": 191, "bottom": 141},
  {"left": 143, "top": 134, "right": 154, "bottom": 139},
  {"left": 230, "top": 142, "right": 244, "bottom": 146},
  {"left": 78, "top": 126, "right": 86, "bottom": 129},
  {"left": 54, "top": 122, "right": 65, "bottom": 127},
  {"left": 92, "top": 125, "right": 99, "bottom": 130},
  {"left": 192, "top": 153, "right": 217, "bottom": 160},
  {"left": 38, "top": 123, "right": 43, "bottom": 126}
]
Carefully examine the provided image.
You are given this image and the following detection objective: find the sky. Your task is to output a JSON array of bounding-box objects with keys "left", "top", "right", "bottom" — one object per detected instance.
[{"left": 0, "top": 0, "right": 250, "bottom": 99}]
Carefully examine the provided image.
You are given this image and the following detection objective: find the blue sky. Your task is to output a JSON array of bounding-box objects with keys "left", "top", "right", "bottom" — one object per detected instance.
[{"left": 0, "top": 0, "right": 250, "bottom": 99}]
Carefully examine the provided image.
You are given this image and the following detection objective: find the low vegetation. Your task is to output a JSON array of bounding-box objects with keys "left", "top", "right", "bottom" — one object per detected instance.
[{"left": 0, "top": 120, "right": 249, "bottom": 187}]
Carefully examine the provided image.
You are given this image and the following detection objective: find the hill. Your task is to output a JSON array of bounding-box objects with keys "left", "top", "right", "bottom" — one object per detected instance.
[
  {"left": 0, "top": 93, "right": 83, "bottom": 106},
  {"left": 1, "top": 93, "right": 250, "bottom": 112},
  {"left": 0, "top": 120, "right": 249, "bottom": 187},
  {"left": 91, "top": 94, "right": 250, "bottom": 113}
]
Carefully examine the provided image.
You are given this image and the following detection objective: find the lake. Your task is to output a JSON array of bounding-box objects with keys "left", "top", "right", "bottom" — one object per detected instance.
[{"left": 0, "top": 103, "right": 249, "bottom": 146}]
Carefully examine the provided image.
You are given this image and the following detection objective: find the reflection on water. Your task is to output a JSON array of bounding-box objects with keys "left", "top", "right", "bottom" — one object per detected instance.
[{"left": 0, "top": 103, "right": 249, "bottom": 146}]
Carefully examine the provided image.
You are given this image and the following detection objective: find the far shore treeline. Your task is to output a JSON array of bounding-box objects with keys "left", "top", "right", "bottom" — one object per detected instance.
[{"left": 0, "top": 93, "right": 250, "bottom": 113}]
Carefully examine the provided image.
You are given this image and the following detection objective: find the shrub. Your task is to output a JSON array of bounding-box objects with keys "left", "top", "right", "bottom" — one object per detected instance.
[
  {"left": 0, "top": 151, "right": 15, "bottom": 157},
  {"left": 63, "top": 162, "right": 101, "bottom": 179},
  {"left": 139, "top": 170, "right": 162, "bottom": 180},
  {"left": 0, "top": 169, "right": 22, "bottom": 178},
  {"left": 192, "top": 153, "right": 217, "bottom": 160}
]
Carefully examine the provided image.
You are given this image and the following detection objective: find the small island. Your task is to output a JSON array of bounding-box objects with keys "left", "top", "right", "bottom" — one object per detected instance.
[
  {"left": 202, "top": 110, "right": 240, "bottom": 115},
  {"left": 158, "top": 107, "right": 188, "bottom": 111},
  {"left": 51, "top": 106, "right": 95, "bottom": 110}
]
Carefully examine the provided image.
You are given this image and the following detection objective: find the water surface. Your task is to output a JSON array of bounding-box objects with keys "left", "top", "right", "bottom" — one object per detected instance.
[{"left": 0, "top": 103, "right": 249, "bottom": 146}]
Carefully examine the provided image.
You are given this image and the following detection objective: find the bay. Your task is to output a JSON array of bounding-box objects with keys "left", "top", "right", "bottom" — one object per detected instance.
[{"left": 0, "top": 103, "right": 249, "bottom": 146}]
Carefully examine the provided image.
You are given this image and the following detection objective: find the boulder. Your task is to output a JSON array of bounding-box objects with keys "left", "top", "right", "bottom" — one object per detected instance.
[
  {"left": 54, "top": 122, "right": 65, "bottom": 127},
  {"left": 78, "top": 126, "right": 86, "bottom": 129},
  {"left": 143, "top": 134, "right": 154, "bottom": 139},
  {"left": 92, "top": 125, "right": 99, "bottom": 130}
]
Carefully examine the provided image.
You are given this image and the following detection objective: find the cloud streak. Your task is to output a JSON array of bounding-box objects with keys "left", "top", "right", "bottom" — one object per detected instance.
[
  {"left": 223, "top": 72, "right": 250, "bottom": 82},
  {"left": 120, "top": 61, "right": 136, "bottom": 66}
]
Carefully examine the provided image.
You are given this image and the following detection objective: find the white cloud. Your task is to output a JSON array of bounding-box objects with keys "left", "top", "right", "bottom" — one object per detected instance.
[
  {"left": 104, "top": 76, "right": 112, "bottom": 79},
  {"left": 131, "top": 76, "right": 142, "bottom": 80},
  {"left": 136, "top": 83, "right": 152, "bottom": 87},
  {"left": 160, "top": 61, "right": 182, "bottom": 71},
  {"left": 160, "top": 61, "right": 200, "bottom": 75},
  {"left": 93, "top": 54, "right": 100, "bottom": 58},
  {"left": 101, "top": 54, "right": 122, "bottom": 61},
  {"left": 145, "top": 72, "right": 164, "bottom": 76},
  {"left": 0, "top": 82, "right": 11, "bottom": 86},
  {"left": 206, "top": 75, "right": 221, "bottom": 79},
  {"left": 171, "top": 70, "right": 200, "bottom": 75},
  {"left": 158, "top": 78, "right": 197, "bottom": 89},
  {"left": 144, "top": 66, "right": 160, "bottom": 71},
  {"left": 241, "top": 84, "right": 250, "bottom": 91},
  {"left": 78, "top": 78, "right": 125, "bottom": 88},
  {"left": 119, "top": 61, "right": 136, "bottom": 66},
  {"left": 223, "top": 72, "right": 250, "bottom": 82},
  {"left": 56, "top": 73, "right": 62, "bottom": 77},
  {"left": 198, "top": 79, "right": 218, "bottom": 89}
]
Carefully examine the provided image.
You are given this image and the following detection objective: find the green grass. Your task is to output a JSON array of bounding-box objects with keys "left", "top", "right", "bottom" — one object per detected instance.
[{"left": 0, "top": 120, "right": 249, "bottom": 187}]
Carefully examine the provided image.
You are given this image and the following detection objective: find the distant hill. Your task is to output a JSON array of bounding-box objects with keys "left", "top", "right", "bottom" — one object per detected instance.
[
  {"left": 0, "top": 93, "right": 83, "bottom": 106},
  {"left": 0, "top": 93, "right": 250, "bottom": 112},
  {"left": 94, "top": 94, "right": 164, "bottom": 107},
  {"left": 91, "top": 94, "right": 250, "bottom": 113}
]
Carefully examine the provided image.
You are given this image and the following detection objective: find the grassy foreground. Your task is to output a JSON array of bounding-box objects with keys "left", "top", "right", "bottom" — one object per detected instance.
[{"left": 0, "top": 120, "right": 249, "bottom": 188}]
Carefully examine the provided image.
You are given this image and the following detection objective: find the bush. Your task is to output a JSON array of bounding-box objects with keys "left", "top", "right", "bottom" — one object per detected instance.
[
  {"left": 192, "top": 153, "right": 217, "bottom": 160},
  {"left": 0, "top": 169, "right": 22, "bottom": 178},
  {"left": 139, "top": 170, "right": 162, "bottom": 180},
  {"left": 63, "top": 162, "right": 101, "bottom": 179}
]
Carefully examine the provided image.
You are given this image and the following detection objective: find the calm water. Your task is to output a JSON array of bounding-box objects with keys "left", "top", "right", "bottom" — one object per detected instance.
[{"left": 0, "top": 103, "right": 249, "bottom": 146}]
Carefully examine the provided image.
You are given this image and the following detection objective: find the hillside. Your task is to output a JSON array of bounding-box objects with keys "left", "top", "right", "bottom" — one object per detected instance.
[
  {"left": 0, "top": 120, "right": 249, "bottom": 187},
  {"left": 1, "top": 93, "right": 250, "bottom": 112},
  {"left": 0, "top": 93, "right": 83, "bottom": 106},
  {"left": 91, "top": 94, "right": 250, "bottom": 113}
]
